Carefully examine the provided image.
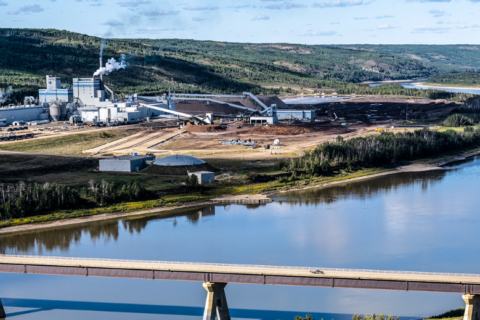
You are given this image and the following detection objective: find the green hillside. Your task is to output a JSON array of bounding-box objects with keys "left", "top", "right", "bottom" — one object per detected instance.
[
  {"left": 335, "top": 44, "right": 480, "bottom": 72},
  {"left": 0, "top": 28, "right": 477, "bottom": 104}
]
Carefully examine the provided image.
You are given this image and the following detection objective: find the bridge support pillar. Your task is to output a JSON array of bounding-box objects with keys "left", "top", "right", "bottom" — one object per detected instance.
[
  {"left": 0, "top": 297, "right": 5, "bottom": 318},
  {"left": 463, "top": 295, "right": 480, "bottom": 320},
  {"left": 203, "top": 282, "right": 231, "bottom": 320}
]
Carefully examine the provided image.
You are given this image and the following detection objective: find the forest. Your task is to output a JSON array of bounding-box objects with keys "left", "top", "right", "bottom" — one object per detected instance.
[
  {"left": 0, "top": 179, "right": 146, "bottom": 220},
  {"left": 0, "top": 28, "right": 478, "bottom": 104},
  {"left": 427, "top": 72, "right": 480, "bottom": 86},
  {"left": 277, "top": 126, "right": 480, "bottom": 175},
  {"left": 335, "top": 44, "right": 480, "bottom": 72}
]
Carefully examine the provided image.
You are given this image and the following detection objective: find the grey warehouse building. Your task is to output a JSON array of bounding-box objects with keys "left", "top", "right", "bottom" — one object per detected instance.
[
  {"left": 188, "top": 171, "right": 215, "bottom": 184},
  {"left": 99, "top": 154, "right": 155, "bottom": 172},
  {"left": 277, "top": 110, "right": 316, "bottom": 120}
]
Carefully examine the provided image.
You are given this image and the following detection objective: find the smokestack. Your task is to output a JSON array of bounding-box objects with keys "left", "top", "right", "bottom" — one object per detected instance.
[{"left": 99, "top": 58, "right": 103, "bottom": 81}]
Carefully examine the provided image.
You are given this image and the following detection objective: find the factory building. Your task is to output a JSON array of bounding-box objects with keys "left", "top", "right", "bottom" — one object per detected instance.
[
  {"left": 277, "top": 110, "right": 316, "bottom": 120},
  {"left": 188, "top": 171, "right": 215, "bottom": 184},
  {"left": 73, "top": 77, "right": 111, "bottom": 107},
  {"left": 0, "top": 105, "right": 49, "bottom": 125},
  {"left": 99, "top": 154, "right": 155, "bottom": 172},
  {"left": 38, "top": 76, "right": 73, "bottom": 103}
]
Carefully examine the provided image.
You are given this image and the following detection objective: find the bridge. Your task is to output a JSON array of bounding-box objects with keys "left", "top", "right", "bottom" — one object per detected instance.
[{"left": 0, "top": 254, "right": 479, "bottom": 320}]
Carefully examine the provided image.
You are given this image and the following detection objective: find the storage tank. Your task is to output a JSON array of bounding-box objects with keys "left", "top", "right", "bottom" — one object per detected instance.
[
  {"left": 60, "top": 103, "right": 67, "bottom": 120},
  {"left": 49, "top": 103, "right": 61, "bottom": 121}
]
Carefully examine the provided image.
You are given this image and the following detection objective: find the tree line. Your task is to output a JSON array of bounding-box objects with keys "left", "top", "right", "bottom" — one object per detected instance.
[
  {"left": 0, "top": 180, "right": 147, "bottom": 220},
  {"left": 279, "top": 127, "right": 480, "bottom": 175}
]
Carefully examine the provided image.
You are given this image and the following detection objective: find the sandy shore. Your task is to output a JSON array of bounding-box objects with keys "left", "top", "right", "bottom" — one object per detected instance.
[
  {"left": 412, "top": 82, "right": 480, "bottom": 91},
  {"left": 0, "top": 201, "right": 216, "bottom": 235}
]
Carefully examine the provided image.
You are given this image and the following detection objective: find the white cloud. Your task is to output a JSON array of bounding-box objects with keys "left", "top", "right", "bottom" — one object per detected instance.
[
  {"left": 117, "top": 0, "right": 150, "bottom": 7},
  {"left": 183, "top": 5, "right": 218, "bottom": 11},
  {"left": 313, "top": 0, "right": 369, "bottom": 8},
  {"left": 302, "top": 30, "right": 337, "bottom": 36},
  {"left": 19, "top": 4, "right": 44, "bottom": 13},
  {"left": 141, "top": 9, "right": 179, "bottom": 16},
  {"left": 406, "top": 0, "right": 451, "bottom": 2},
  {"left": 412, "top": 25, "right": 450, "bottom": 33},
  {"left": 429, "top": 9, "right": 446, "bottom": 17},
  {"left": 136, "top": 28, "right": 183, "bottom": 34},
  {"left": 252, "top": 14, "right": 270, "bottom": 20},
  {"left": 101, "top": 20, "right": 124, "bottom": 26},
  {"left": 192, "top": 17, "right": 206, "bottom": 21},
  {"left": 377, "top": 24, "right": 396, "bottom": 29}
]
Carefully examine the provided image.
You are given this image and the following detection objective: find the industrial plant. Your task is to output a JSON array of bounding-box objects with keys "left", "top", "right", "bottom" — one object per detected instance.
[{"left": 0, "top": 57, "right": 299, "bottom": 127}]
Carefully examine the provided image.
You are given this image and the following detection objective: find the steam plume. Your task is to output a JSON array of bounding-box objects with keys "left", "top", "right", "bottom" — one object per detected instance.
[
  {"left": 99, "top": 39, "right": 107, "bottom": 58},
  {"left": 94, "top": 54, "right": 128, "bottom": 76},
  {"left": 0, "top": 86, "right": 13, "bottom": 104}
]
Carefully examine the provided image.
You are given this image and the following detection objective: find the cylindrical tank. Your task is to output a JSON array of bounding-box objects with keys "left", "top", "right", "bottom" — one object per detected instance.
[
  {"left": 49, "top": 103, "right": 61, "bottom": 121},
  {"left": 60, "top": 103, "right": 67, "bottom": 120}
]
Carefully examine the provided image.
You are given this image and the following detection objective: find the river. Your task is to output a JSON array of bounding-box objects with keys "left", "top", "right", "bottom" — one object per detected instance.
[
  {"left": 368, "top": 82, "right": 480, "bottom": 95},
  {"left": 2, "top": 157, "right": 480, "bottom": 320}
]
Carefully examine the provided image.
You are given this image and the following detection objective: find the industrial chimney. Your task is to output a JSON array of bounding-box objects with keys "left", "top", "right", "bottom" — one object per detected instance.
[{"left": 99, "top": 58, "right": 103, "bottom": 82}]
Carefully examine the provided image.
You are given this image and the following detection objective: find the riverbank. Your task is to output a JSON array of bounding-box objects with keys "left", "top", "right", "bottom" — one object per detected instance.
[
  {"left": 362, "top": 79, "right": 419, "bottom": 84},
  {"left": 0, "top": 164, "right": 441, "bottom": 235},
  {"left": 0, "top": 146, "right": 479, "bottom": 234}
]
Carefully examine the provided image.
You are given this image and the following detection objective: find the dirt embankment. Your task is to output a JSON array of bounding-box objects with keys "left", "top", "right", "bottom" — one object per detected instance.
[
  {"left": 183, "top": 123, "right": 226, "bottom": 133},
  {"left": 238, "top": 124, "right": 318, "bottom": 135}
]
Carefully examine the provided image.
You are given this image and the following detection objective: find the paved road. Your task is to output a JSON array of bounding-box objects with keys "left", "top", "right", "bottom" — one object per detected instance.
[{"left": 1, "top": 254, "right": 480, "bottom": 285}]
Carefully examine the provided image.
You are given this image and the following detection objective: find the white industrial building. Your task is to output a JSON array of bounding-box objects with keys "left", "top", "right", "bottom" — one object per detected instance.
[
  {"left": 188, "top": 171, "right": 215, "bottom": 184},
  {"left": 39, "top": 76, "right": 73, "bottom": 103},
  {"left": 0, "top": 105, "right": 49, "bottom": 126}
]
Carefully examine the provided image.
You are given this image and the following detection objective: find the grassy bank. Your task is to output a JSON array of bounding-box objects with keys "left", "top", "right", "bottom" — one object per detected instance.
[
  {"left": 0, "top": 130, "right": 129, "bottom": 156},
  {"left": 0, "top": 167, "right": 390, "bottom": 229}
]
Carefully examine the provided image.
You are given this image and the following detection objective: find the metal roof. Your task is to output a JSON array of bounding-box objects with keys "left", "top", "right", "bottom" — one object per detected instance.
[{"left": 153, "top": 155, "right": 205, "bottom": 167}]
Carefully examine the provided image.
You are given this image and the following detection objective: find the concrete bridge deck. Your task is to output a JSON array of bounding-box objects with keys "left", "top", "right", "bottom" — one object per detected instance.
[
  {"left": 1, "top": 254, "right": 480, "bottom": 293},
  {"left": 2, "top": 254, "right": 480, "bottom": 320}
]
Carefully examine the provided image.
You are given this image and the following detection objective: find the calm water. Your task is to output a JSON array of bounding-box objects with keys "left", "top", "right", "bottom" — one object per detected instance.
[
  {"left": 2, "top": 158, "right": 480, "bottom": 319},
  {"left": 369, "top": 82, "right": 480, "bottom": 95}
]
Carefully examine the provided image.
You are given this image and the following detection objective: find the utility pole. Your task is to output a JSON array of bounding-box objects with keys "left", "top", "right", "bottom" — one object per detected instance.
[{"left": 406, "top": 101, "right": 408, "bottom": 122}]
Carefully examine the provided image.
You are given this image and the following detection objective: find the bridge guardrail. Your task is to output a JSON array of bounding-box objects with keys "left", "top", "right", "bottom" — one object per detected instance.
[{"left": 1, "top": 254, "right": 480, "bottom": 279}]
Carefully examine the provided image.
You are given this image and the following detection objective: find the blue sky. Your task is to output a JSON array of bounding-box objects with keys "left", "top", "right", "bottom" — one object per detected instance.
[{"left": 1, "top": 0, "right": 480, "bottom": 44}]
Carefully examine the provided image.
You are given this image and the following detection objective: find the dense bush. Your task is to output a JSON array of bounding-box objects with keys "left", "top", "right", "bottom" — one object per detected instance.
[
  {"left": 85, "top": 179, "right": 146, "bottom": 206},
  {"left": 0, "top": 182, "right": 79, "bottom": 220},
  {"left": 442, "top": 114, "right": 474, "bottom": 127}
]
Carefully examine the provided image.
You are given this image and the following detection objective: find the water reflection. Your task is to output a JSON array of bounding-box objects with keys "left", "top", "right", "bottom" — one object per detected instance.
[
  {"left": 273, "top": 170, "right": 448, "bottom": 205},
  {"left": 0, "top": 169, "right": 457, "bottom": 255},
  {"left": 0, "top": 207, "right": 216, "bottom": 255}
]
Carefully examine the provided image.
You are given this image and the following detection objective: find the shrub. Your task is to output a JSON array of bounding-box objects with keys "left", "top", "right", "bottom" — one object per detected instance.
[{"left": 442, "top": 114, "right": 474, "bottom": 127}]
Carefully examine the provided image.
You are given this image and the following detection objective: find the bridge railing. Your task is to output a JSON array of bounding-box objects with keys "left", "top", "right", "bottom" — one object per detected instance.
[{"left": 1, "top": 254, "right": 480, "bottom": 278}]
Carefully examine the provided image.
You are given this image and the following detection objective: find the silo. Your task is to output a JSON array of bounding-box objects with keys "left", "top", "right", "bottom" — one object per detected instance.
[
  {"left": 49, "top": 103, "right": 61, "bottom": 122},
  {"left": 60, "top": 103, "right": 67, "bottom": 120}
]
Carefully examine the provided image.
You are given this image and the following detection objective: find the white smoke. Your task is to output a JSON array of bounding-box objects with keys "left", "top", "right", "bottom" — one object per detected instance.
[
  {"left": 0, "top": 86, "right": 13, "bottom": 104},
  {"left": 99, "top": 39, "right": 107, "bottom": 59},
  {"left": 94, "top": 54, "right": 128, "bottom": 76}
]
